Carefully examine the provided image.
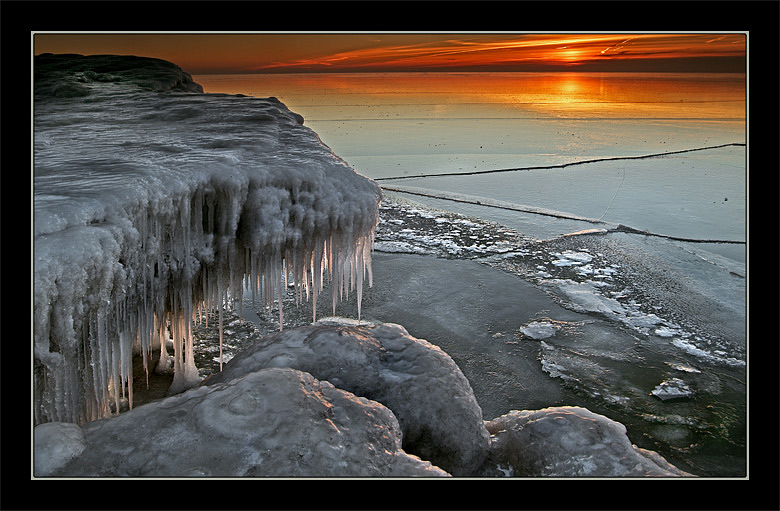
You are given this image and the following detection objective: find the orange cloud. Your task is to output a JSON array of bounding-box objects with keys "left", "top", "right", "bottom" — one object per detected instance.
[{"left": 251, "top": 33, "right": 745, "bottom": 72}]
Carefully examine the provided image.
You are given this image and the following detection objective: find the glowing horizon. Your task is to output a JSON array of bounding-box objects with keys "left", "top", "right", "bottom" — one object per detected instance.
[{"left": 33, "top": 33, "right": 746, "bottom": 74}]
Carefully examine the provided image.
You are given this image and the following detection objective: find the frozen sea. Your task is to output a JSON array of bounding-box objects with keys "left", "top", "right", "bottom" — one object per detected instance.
[{"left": 194, "top": 71, "right": 747, "bottom": 477}]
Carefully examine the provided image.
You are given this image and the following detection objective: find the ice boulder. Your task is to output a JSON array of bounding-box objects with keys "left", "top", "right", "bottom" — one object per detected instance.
[
  {"left": 202, "top": 321, "right": 490, "bottom": 475},
  {"left": 481, "top": 406, "right": 692, "bottom": 477},
  {"left": 34, "top": 367, "right": 448, "bottom": 477},
  {"left": 33, "top": 422, "right": 87, "bottom": 476}
]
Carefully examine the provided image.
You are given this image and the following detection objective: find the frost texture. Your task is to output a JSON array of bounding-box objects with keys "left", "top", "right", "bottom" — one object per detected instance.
[{"left": 33, "top": 54, "right": 381, "bottom": 424}]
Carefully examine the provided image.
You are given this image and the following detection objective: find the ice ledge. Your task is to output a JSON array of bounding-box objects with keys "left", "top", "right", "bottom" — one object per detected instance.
[{"left": 33, "top": 54, "right": 381, "bottom": 424}]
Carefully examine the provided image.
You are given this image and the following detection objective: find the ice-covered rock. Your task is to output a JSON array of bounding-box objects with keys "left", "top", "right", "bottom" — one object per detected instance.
[
  {"left": 33, "top": 325, "right": 692, "bottom": 478},
  {"left": 33, "top": 54, "right": 381, "bottom": 424},
  {"left": 34, "top": 367, "right": 448, "bottom": 477},
  {"left": 33, "top": 422, "right": 87, "bottom": 476},
  {"left": 481, "top": 406, "right": 693, "bottom": 477},
  {"left": 202, "top": 321, "right": 490, "bottom": 475}
]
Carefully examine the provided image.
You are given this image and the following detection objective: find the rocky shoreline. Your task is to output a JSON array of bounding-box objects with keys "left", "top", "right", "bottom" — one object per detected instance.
[{"left": 35, "top": 320, "right": 691, "bottom": 478}]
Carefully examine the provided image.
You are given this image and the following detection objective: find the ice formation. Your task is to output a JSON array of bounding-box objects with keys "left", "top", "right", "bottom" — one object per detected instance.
[
  {"left": 483, "top": 407, "right": 693, "bottom": 477},
  {"left": 33, "top": 54, "right": 381, "bottom": 424},
  {"left": 34, "top": 324, "right": 691, "bottom": 478},
  {"left": 518, "top": 320, "right": 560, "bottom": 340},
  {"left": 35, "top": 367, "right": 449, "bottom": 478},
  {"left": 651, "top": 378, "right": 693, "bottom": 401},
  {"left": 203, "top": 321, "right": 490, "bottom": 475}
]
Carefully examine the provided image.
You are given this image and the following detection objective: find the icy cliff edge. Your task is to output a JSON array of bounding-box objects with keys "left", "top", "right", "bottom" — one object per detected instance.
[{"left": 33, "top": 54, "right": 381, "bottom": 424}]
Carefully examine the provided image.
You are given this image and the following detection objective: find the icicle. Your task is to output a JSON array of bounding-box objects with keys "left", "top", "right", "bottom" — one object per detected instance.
[
  {"left": 278, "top": 265, "right": 284, "bottom": 331},
  {"left": 110, "top": 331, "right": 121, "bottom": 415},
  {"left": 218, "top": 281, "right": 224, "bottom": 371},
  {"left": 356, "top": 253, "right": 364, "bottom": 321},
  {"left": 311, "top": 248, "right": 320, "bottom": 324},
  {"left": 202, "top": 266, "right": 209, "bottom": 327},
  {"left": 88, "top": 313, "right": 104, "bottom": 418},
  {"left": 276, "top": 251, "right": 284, "bottom": 331},
  {"left": 155, "top": 314, "right": 172, "bottom": 374}
]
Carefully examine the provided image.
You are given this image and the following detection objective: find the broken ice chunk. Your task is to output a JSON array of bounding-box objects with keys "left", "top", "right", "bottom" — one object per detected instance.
[
  {"left": 519, "top": 321, "right": 559, "bottom": 340},
  {"left": 651, "top": 378, "right": 692, "bottom": 401}
]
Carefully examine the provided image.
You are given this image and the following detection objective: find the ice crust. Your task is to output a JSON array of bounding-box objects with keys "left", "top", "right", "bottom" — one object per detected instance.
[
  {"left": 33, "top": 422, "right": 87, "bottom": 475},
  {"left": 33, "top": 55, "right": 381, "bottom": 424}
]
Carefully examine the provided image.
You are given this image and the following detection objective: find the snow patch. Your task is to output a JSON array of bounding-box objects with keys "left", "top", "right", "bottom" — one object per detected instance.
[
  {"left": 671, "top": 338, "right": 745, "bottom": 367},
  {"left": 543, "top": 278, "right": 669, "bottom": 335},
  {"left": 654, "top": 326, "right": 678, "bottom": 337}
]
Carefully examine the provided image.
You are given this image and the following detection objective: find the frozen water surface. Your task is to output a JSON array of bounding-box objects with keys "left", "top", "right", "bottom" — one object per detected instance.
[
  {"left": 347, "top": 202, "right": 745, "bottom": 477},
  {"left": 198, "top": 71, "right": 746, "bottom": 256}
]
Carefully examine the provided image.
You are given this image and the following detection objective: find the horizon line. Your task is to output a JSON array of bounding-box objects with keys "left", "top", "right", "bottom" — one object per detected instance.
[{"left": 34, "top": 51, "right": 746, "bottom": 75}]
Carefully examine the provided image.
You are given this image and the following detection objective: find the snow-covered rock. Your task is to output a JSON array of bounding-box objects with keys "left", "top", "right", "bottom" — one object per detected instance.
[
  {"left": 202, "top": 321, "right": 490, "bottom": 476},
  {"left": 34, "top": 367, "right": 448, "bottom": 477},
  {"left": 481, "top": 406, "right": 693, "bottom": 477}
]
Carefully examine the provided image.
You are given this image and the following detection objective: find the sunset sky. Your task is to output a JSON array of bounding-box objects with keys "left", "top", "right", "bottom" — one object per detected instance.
[{"left": 33, "top": 33, "right": 747, "bottom": 74}]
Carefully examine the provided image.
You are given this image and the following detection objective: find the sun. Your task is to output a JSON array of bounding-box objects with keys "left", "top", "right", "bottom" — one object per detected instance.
[
  {"left": 550, "top": 44, "right": 598, "bottom": 66},
  {"left": 557, "top": 48, "right": 582, "bottom": 61}
]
